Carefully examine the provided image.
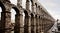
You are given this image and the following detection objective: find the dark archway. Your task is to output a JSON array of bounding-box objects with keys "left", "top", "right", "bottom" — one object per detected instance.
[{"left": 24, "top": 10, "right": 29, "bottom": 33}]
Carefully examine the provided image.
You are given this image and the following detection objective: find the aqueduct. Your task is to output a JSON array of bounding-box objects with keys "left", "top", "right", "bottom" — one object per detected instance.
[{"left": 0, "top": 0, "right": 55, "bottom": 33}]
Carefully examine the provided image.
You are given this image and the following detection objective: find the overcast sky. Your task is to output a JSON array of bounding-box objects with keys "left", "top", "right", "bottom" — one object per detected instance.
[
  {"left": 39, "top": 0, "right": 60, "bottom": 20},
  {"left": 0, "top": 0, "right": 60, "bottom": 20}
]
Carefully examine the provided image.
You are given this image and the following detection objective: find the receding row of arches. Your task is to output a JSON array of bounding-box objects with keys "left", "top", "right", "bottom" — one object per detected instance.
[
  {"left": 0, "top": 1, "right": 39, "bottom": 33},
  {"left": 0, "top": 1, "right": 55, "bottom": 33}
]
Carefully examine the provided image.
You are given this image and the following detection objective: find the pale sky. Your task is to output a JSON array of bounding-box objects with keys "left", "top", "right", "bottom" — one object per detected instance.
[
  {"left": 0, "top": 0, "right": 60, "bottom": 20},
  {"left": 39, "top": 0, "right": 60, "bottom": 20}
]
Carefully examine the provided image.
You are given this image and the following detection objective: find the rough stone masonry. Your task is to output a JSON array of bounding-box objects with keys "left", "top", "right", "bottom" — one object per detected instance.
[{"left": 0, "top": 0, "right": 55, "bottom": 33}]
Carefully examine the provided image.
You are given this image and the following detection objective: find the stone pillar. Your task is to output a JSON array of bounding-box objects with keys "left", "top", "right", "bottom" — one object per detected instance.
[
  {"left": 36, "top": 16, "right": 39, "bottom": 33},
  {"left": 17, "top": 0, "right": 22, "bottom": 7},
  {"left": 32, "top": 2, "right": 34, "bottom": 12},
  {"left": 14, "top": 14, "right": 24, "bottom": 33},
  {"left": 24, "top": 15, "right": 29, "bottom": 33},
  {"left": 36, "top": 16, "right": 38, "bottom": 33},
  {"left": 31, "top": 15, "right": 35, "bottom": 33},
  {"left": 1, "top": 11, "right": 11, "bottom": 33},
  {"left": 42, "top": 18, "right": 45, "bottom": 33},
  {"left": 37, "top": 16, "right": 40, "bottom": 33},
  {"left": 26, "top": 0, "right": 30, "bottom": 10},
  {"left": 28, "top": 15, "right": 31, "bottom": 33},
  {"left": 31, "top": 1, "right": 36, "bottom": 13},
  {"left": 31, "top": 15, "right": 36, "bottom": 33},
  {"left": 40, "top": 17, "right": 44, "bottom": 33},
  {"left": 34, "top": 16, "right": 36, "bottom": 33},
  {"left": 39, "top": 17, "right": 41, "bottom": 33}
]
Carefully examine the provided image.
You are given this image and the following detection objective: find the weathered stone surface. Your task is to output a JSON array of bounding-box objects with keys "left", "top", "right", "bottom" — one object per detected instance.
[{"left": 0, "top": 0, "right": 55, "bottom": 33}]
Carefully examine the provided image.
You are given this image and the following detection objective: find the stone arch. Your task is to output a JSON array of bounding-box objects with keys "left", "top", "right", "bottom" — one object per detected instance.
[
  {"left": 10, "top": 6, "right": 21, "bottom": 33},
  {"left": 0, "top": 1, "right": 6, "bottom": 11},
  {"left": 10, "top": 7, "right": 20, "bottom": 21},
  {"left": 11, "top": 6, "right": 20, "bottom": 23},
  {"left": 24, "top": 10, "right": 29, "bottom": 33},
  {"left": 12, "top": 7, "right": 20, "bottom": 14}
]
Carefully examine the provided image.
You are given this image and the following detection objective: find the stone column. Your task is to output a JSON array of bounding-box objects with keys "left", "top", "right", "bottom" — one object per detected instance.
[
  {"left": 1, "top": 11, "right": 11, "bottom": 33},
  {"left": 14, "top": 13, "right": 24, "bottom": 33},
  {"left": 17, "top": 0, "right": 22, "bottom": 8},
  {"left": 42, "top": 18, "right": 45, "bottom": 33},
  {"left": 36, "top": 16, "right": 40, "bottom": 33},
  {"left": 28, "top": 15, "right": 31, "bottom": 33},
  {"left": 26, "top": 0, "right": 30, "bottom": 10},
  {"left": 34, "top": 15, "right": 36, "bottom": 33},
  {"left": 39, "top": 17, "right": 41, "bottom": 33},
  {"left": 37, "top": 16, "right": 40, "bottom": 33},
  {"left": 31, "top": 0, "right": 36, "bottom": 13},
  {"left": 24, "top": 15, "right": 29, "bottom": 33},
  {"left": 40, "top": 17, "right": 44, "bottom": 33},
  {"left": 31, "top": 15, "right": 35, "bottom": 33},
  {"left": 36, "top": 16, "right": 38, "bottom": 33}
]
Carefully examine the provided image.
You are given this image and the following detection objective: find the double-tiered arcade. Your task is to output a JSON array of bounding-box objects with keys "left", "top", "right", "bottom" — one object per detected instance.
[{"left": 0, "top": 0, "right": 55, "bottom": 33}]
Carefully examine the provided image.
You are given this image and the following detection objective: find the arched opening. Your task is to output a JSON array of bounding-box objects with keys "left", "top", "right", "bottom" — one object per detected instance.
[
  {"left": 24, "top": 10, "right": 29, "bottom": 33},
  {"left": 10, "top": 7, "right": 21, "bottom": 33},
  {"left": 11, "top": 8, "right": 16, "bottom": 23},
  {"left": 11, "top": 7, "right": 20, "bottom": 23},
  {"left": 0, "top": 2, "right": 5, "bottom": 11},
  {"left": 10, "top": 7, "right": 17, "bottom": 33},
  {"left": 0, "top": 1, "right": 6, "bottom": 21}
]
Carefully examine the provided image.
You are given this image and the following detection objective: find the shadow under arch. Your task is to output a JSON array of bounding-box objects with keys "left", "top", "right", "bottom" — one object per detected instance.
[
  {"left": 12, "top": 7, "right": 20, "bottom": 14},
  {"left": 30, "top": 13, "right": 34, "bottom": 17},
  {"left": 0, "top": 1, "right": 6, "bottom": 11},
  {"left": 24, "top": 10, "right": 28, "bottom": 16},
  {"left": 24, "top": 10, "right": 29, "bottom": 33}
]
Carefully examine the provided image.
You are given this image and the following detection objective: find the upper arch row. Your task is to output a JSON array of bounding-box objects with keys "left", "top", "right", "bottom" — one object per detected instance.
[{"left": 0, "top": 0, "right": 55, "bottom": 22}]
